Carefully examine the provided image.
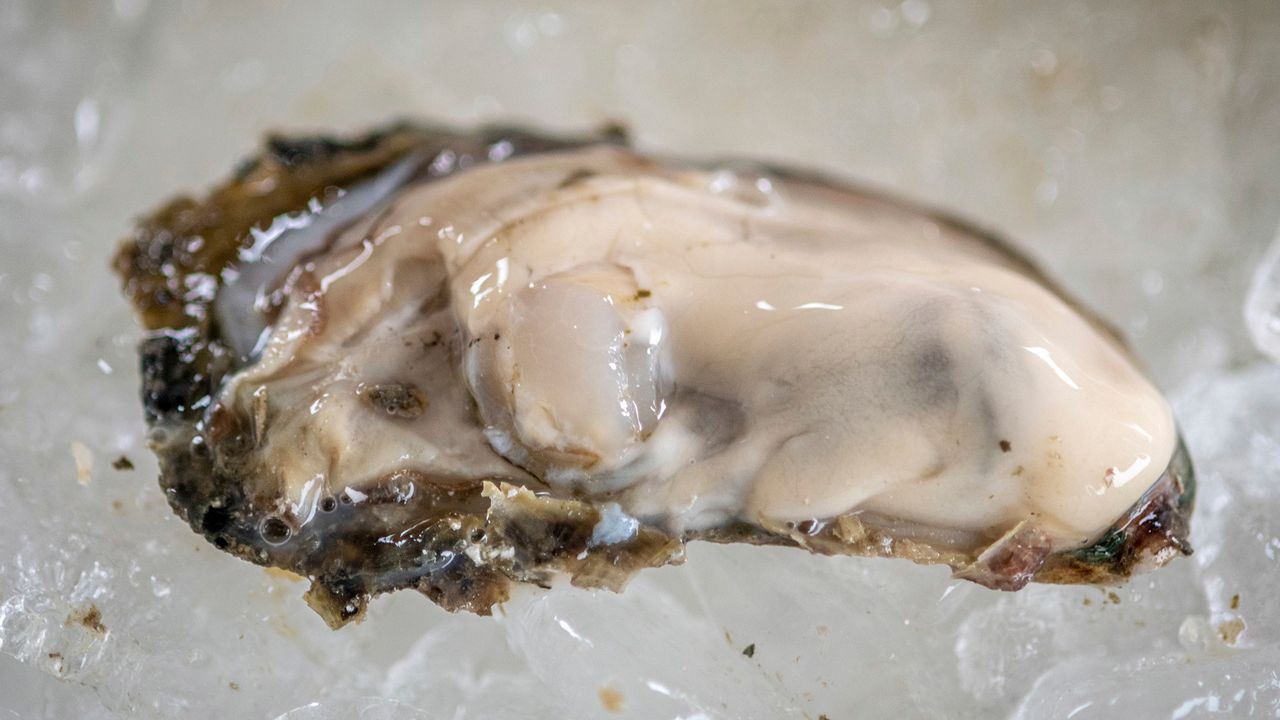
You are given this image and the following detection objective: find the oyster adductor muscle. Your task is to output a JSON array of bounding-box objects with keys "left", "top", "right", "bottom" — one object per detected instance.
[{"left": 114, "top": 122, "right": 1193, "bottom": 626}]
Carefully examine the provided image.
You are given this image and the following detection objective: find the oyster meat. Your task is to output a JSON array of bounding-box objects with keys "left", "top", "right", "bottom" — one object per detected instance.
[{"left": 114, "top": 123, "right": 1193, "bottom": 627}]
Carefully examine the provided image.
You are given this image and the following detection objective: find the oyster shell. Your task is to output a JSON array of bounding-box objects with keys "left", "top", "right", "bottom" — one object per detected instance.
[{"left": 114, "top": 122, "right": 1193, "bottom": 627}]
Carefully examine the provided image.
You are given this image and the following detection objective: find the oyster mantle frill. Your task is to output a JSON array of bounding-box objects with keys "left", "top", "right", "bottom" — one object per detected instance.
[{"left": 114, "top": 123, "right": 1193, "bottom": 627}]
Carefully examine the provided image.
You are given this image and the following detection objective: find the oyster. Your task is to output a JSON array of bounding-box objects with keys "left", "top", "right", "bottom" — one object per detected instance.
[{"left": 114, "top": 122, "right": 1193, "bottom": 627}]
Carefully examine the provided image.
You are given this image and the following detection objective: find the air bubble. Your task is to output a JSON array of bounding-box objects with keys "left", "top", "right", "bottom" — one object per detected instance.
[{"left": 259, "top": 516, "right": 293, "bottom": 545}]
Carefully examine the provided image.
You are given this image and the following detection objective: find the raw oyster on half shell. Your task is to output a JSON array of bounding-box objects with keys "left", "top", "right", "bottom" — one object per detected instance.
[{"left": 114, "top": 122, "right": 1193, "bottom": 627}]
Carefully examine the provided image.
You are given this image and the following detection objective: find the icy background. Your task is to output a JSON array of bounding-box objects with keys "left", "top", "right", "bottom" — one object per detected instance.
[{"left": 2, "top": 1, "right": 1279, "bottom": 718}]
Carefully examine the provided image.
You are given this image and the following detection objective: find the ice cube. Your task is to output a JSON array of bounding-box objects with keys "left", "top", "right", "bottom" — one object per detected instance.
[
  {"left": 500, "top": 570, "right": 798, "bottom": 719},
  {"left": 272, "top": 699, "right": 431, "bottom": 720},
  {"left": 1011, "top": 647, "right": 1280, "bottom": 719},
  {"left": 955, "top": 564, "right": 1205, "bottom": 711},
  {"left": 0, "top": 653, "right": 113, "bottom": 720},
  {"left": 0, "top": 2, "right": 155, "bottom": 202},
  {"left": 1245, "top": 227, "right": 1280, "bottom": 364},
  {"left": 1175, "top": 365, "right": 1280, "bottom": 647},
  {"left": 380, "top": 612, "right": 560, "bottom": 720}
]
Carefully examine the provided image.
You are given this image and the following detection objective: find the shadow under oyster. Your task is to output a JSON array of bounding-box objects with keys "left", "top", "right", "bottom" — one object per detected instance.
[{"left": 113, "top": 122, "right": 1193, "bottom": 628}]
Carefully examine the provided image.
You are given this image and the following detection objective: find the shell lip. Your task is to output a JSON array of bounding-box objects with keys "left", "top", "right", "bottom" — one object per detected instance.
[{"left": 1028, "top": 432, "right": 1195, "bottom": 588}]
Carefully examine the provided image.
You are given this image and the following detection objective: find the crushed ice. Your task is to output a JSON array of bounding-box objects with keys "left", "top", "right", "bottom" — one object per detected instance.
[
  {"left": 1245, "top": 225, "right": 1280, "bottom": 364},
  {"left": 3, "top": 2, "right": 1280, "bottom": 718}
]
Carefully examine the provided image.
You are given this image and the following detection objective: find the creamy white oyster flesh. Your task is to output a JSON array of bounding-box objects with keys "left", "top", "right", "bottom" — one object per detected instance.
[{"left": 213, "top": 146, "right": 1175, "bottom": 555}]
